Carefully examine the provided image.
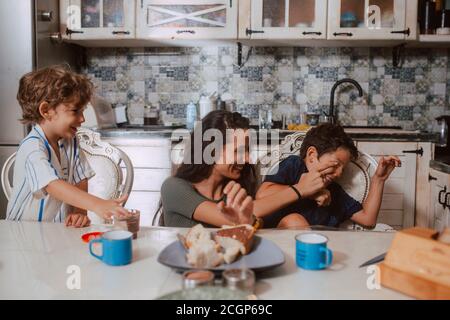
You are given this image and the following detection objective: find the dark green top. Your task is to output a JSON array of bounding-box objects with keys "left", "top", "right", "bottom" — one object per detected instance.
[{"left": 160, "top": 177, "right": 219, "bottom": 228}]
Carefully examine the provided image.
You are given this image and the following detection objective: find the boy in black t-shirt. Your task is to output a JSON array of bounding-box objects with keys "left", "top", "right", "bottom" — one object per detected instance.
[{"left": 256, "top": 124, "right": 401, "bottom": 228}]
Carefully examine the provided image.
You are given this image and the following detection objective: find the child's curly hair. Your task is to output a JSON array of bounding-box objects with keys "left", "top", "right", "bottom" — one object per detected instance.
[
  {"left": 17, "top": 65, "right": 93, "bottom": 124},
  {"left": 299, "top": 123, "right": 358, "bottom": 160}
]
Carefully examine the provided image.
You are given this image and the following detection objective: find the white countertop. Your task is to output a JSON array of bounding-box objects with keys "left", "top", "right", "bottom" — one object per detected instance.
[{"left": 0, "top": 221, "right": 411, "bottom": 300}]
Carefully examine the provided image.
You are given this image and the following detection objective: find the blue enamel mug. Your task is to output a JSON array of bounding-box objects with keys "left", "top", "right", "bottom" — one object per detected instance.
[
  {"left": 89, "top": 230, "right": 133, "bottom": 266},
  {"left": 295, "top": 233, "right": 333, "bottom": 270}
]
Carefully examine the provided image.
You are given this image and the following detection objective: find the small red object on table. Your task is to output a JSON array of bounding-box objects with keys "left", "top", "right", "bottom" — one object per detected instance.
[{"left": 81, "top": 232, "right": 103, "bottom": 243}]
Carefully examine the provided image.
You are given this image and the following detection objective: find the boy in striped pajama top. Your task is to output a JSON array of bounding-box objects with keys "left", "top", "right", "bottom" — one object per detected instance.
[{"left": 6, "top": 66, "right": 128, "bottom": 227}]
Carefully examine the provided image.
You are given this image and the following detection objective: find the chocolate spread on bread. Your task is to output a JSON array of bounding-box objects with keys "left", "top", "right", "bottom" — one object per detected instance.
[{"left": 216, "top": 225, "right": 255, "bottom": 254}]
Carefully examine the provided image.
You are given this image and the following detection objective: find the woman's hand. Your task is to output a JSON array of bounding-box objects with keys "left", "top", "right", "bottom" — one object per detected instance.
[
  {"left": 217, "top": 181, "right": 254, "bottom": 225},
  {"left": 373, "top": 156, "right": 401, "bottom": 182}
]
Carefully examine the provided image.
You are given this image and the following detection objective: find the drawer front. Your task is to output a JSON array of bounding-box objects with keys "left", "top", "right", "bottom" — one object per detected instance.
[
  {"left": 380, "top": 194, "right": 404, "bottom": 210},
  {"left": 126, "top": 191, "right": 161, "bottom": 227},
  {"left": 357, "top": 142, "right": 418, "bottom": 156},
  {"left": 118, "top": 146, "right": 171, "bottom": 168},
  {"left": 122, "top": 168, "right": 170, "bottom": 192},
  {"left": 434, "top": 217, "right": 445, "bottom": 232},
  {"left": 377, "top": 210, "right": 404, "bottom": 226},
  {"left": 447, "top": 209, "right": 450, "bottom": 229},
  {"left": 383, "top": 177, "right": 406, "bottom": 194}
]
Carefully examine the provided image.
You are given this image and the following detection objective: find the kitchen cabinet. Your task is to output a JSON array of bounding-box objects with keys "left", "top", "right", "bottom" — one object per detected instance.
[
  {"left": 104, "top": 137, "right": 172, "bottom": 227},
  {"left": 357, "top": 141, "right": 418, "bottom": 229},
  {"left": 60, "top": 0, "right": 135, "bottom": 39},
  {"left": 327, "top": 0, "right": 414, "bottom": 40},
  {"left": 56, "top": 0, "right": 450, "bottom": 45},
  {"left": 428, "top": 168, "right": 450, "bottom": 232},
  {"left": 241, "top": 0, "right": 417, "bottom": 41},
  {"left": 244, "top": 0, "right": 328, "bottom": 40},
  {"left": 136, "top": 0, "right": 237, "bottom": 39}
]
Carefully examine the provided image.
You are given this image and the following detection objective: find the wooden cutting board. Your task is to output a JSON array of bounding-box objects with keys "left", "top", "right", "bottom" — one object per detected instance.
[{"left": 380, "top": 227, "right": 450, "bottom": 300}]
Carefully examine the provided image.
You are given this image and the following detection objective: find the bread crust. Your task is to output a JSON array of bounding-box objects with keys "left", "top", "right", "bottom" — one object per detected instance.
[{"left": 216, "top": 224, "right": 255, "bottom": 255}]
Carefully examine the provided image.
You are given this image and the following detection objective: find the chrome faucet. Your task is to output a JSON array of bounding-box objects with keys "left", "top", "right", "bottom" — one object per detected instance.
[{"left": 327, "top": 78, "right": 363, "bottom": 125}]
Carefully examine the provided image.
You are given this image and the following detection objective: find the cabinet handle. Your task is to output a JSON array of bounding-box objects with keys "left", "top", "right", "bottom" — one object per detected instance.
[
  {"left": 112, "top": 31, "right": 130, "bottom": 35},
  {"left": 176, "top": 29, "right": 196, "bottom": 34},
  {"left": 333, "top": 32, "right": 353, "bottom": 37},
  {"left": 429, "top": 174, "right": 437, "bottom": 181},
  {"left": 391, "top": 28, "right": 410, "bottom": 36},
  {"left": 302, "top": 31, "right": 322, "bottom": 36},
  {"left": 445, "top": 192, "right": 450, "bottom": 209},
  {"left": 65, "top": 28, "right": 84, "bottom": 35},
  {"left": 246, "top": 28, "right": 265, "bottom": 36},
  {"left": 39, "top": 10, "right": 53, "bottom": 22},
  {"left": 439, "top": 186, "right": 447, "bottom": 208},
  {"left": 50, "top": 32, "right": 63, "bottom": 44},
  {"left": 230, "top": 0, "right": 232, "bottom": 8},
  {"left": 402, "top": 147, "right": 423, "bottom": 157}
]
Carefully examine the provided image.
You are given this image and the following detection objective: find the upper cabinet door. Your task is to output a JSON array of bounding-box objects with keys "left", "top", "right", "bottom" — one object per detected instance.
[
  {"left": 327, "top": 0, "right": 408, "bottom": 40},
  {"left": 136, "top": 0, "right": 237, "bottom": 39},
  {"left": 249, "top": 0, "right": 327, "bottom": 39},
  {"left": 61, "top": 0, "right": 135, "bottom": 39}
]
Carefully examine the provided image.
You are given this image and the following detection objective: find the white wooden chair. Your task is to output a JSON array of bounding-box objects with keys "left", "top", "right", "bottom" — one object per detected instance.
[
  {"left": 152, "top": 200, "right": 164, "bottom": 226},
  {"left": 76, "top": 128, "right": 134, "bottom": 224},
  {"left": 259, "top": 131, "right": 394, "bottom": 232},
  {"left": 1, "top": 153, "right": 16, "bottom": 201},
  {"left": 1, "top": 128, "right": 134, "bottom": 224}
]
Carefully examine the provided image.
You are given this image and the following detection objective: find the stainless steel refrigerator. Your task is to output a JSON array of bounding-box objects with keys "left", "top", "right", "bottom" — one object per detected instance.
[{"left": 0, "top": 0, "right": 83, "bottom": 219}]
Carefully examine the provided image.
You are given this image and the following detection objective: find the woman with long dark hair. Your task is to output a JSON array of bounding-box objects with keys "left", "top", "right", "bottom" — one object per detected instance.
[
  {"left": 161, "top": 110, "right": 257, "bottom": 227},
  {"left": 161, "top": 110, "right": 329, "bottom": 228}
]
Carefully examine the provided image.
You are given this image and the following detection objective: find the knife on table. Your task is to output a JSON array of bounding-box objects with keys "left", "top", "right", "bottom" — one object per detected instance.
[{"left": 359, "top": 252, "right": 386, "bottom": 268}]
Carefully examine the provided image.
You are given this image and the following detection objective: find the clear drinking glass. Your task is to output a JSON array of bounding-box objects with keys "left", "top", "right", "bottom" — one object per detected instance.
[
  {"left": 222, "top": 268, "right": 255, "bottom": 295},
  {"left": 259, "top": 105, "right": 272, "bottom": 129},
  {"left": 113, "top": 209, "right": 140, "bottom": 239}
]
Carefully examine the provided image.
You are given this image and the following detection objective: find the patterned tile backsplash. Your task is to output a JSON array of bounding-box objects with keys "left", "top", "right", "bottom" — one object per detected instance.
[{"left": 83, "top": 46, "right": 450, "bottom": 131}]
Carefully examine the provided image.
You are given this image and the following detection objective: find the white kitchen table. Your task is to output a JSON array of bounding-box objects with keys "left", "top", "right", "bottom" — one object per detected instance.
[{"left": 0, "top": 221, "right": 410, "bottom": 300}]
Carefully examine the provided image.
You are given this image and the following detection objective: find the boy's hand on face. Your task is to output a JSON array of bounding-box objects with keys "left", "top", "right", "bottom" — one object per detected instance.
[
  {"left": 295, "top": 160, "right": 338, "bottom": 198},
  {"left": 374, "top": 156, "right": 401, "bottom": 181},
  {"left": 217, "top": 181, "right": 254, "bottom": 225},
  {"left": 65, "top": 213, "right": 90, "bottom": 228},
  {"left": 312, "top": 189, "right": 331, "bottom": 207}
]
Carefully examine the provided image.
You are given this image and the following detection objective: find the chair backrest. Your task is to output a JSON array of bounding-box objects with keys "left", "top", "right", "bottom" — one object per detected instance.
[
  {"left": 76, "top": 128, "right": 134, "bottom": 224},
  {"left": 152, "top": 199, "right": 165, "bottom": 226},
  {"left": 1, "top": 152, "right": 16, "bottom": 201},
  {"left": 1, "top": 128, "right": 134, "bottom": 224}
]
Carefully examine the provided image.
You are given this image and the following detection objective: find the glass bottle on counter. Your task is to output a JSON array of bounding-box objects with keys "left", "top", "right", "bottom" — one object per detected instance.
[
  {"left": 144, "top": 104, "right": 159, "bottom": 125},
  {"left": 186, "top": 101, "right": 198, "bottom": 130},
  {"left": 259, "top": 105, "right": 272, "bottom": 129}
]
